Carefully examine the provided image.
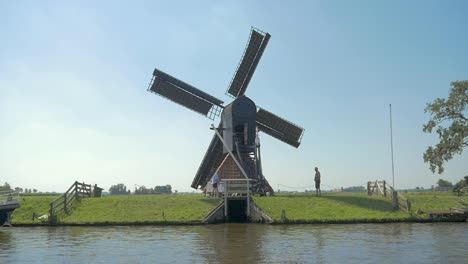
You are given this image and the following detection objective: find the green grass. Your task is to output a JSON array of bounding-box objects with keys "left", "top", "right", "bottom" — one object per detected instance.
[
  {"left": 254, "top": 192, "right": 411, "bottom": 222},
  {"left": 59, "top": 195, "right": 220, "bottom": 224},
  {"left": 12, "top": 195, "right": 58, "bottom": 224},
  {"left": 11, "top": 192, "right": 465, "bottom": 225},
  {"left": 405, "top": 192, "right": 464, "bottom": 212}
]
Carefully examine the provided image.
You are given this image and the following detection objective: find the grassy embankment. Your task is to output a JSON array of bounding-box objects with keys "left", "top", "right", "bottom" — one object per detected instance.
[
  {"left": 254, "top": 192, "right": 466, "bottom": 223},
  {"left": 405, "top": 192, "right": 464, "bottom": 212},
  {"left": 12, "top": 195, "right": 220, "bottom": 225},
  {"left": 12, "top": 195, "right": 58, "bottom": 224},
  {"left": 254, "top": 192, "right": 411, "bottom": 223},
  {"left": 11, "top": 192, "right": 465, "bottom": 225}
]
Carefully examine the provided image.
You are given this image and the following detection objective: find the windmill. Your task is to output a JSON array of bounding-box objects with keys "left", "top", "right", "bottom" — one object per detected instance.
[{"left": 147, "top": 27, "right": 304, "bottom": 196}]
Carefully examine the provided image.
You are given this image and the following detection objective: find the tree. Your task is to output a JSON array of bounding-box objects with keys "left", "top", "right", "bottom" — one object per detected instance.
[
  {"left": 423, "top": 81, "right": 468, "bottom": 174},
  {"left": 342, "top": 186, "right": 366, "bottom": 192},
  {"left": 134, "top": 185, "right": 151, "bottom": 195},
  {"left": 109, "top": 184, "right": 128, "bottom": 195},
  {"left": 154, "top": 185, "right": 172, "bottom": 194},
  {"left": 436, "top": 179, "right": 453, "bottom": 188},
  {"left": 453, "top": 176, "right": 468, "bottom": 196},
  {"left": 0, "top": 182, "right": 12, "bottom": 192}
]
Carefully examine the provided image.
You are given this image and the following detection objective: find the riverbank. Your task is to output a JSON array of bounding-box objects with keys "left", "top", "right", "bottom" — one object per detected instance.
[{"left": 10, "top": 192, "right": 466, "bottom": 226}]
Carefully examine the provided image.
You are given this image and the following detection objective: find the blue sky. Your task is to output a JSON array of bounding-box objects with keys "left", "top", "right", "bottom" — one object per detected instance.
[{"left": 1, "top": 0, "right": 467, "bottom": 192}]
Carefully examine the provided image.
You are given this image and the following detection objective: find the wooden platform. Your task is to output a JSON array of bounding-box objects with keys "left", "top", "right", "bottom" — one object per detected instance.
[{"left": 425, "top": 208, "right": 468, "bottom": 221}]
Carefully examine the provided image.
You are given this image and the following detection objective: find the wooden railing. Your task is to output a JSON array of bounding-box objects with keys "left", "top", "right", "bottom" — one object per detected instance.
[
  {"left": 222, "top": 179, "right": 252, "bottom": 217},
  {"left": 49, "top": 181, "right": 92, "bottom": 221},
  {"left": 222, "top": 179, "right": 252, "bottom": 197},
  {"left": 0, "top": 190, "right": 20, "bottom": 205},
  {"left": 367, "top": 180, "right": 389, "bottom": 197},
  {"left": 367, "top": 180, "right": 412, "bottom": 213}
]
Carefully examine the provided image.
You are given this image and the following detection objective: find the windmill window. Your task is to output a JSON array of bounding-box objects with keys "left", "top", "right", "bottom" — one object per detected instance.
[{"left": 234, "top": 125, "right": 245, "bottom": 144}]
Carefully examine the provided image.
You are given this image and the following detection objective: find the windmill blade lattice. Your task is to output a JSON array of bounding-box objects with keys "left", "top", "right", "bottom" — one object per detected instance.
[
  {"left": 149, "top": 68, "right": 224, "bottom": 120},
  {"left": 256, "top": 107, "right": 305, "bottom": 148},
  {"left": 227, "top": 28, "right": 271, "bottom": 98}
]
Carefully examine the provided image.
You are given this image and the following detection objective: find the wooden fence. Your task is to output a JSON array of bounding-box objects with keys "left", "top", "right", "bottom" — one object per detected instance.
[
  {"left": 49, "top": 181, "right": 92, "bottom": 220},
  {"left": 367, "top": 180, "right": 412, "bottom": 213}
]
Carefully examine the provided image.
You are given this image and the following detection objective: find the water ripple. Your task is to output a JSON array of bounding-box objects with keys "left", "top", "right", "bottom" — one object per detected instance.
[{"left": 0, "top": 223, "right": 467, "bottom": 263}]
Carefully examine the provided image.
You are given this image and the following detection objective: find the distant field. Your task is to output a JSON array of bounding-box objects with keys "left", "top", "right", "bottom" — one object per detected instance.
[{"left": 11, "top": 192, "right": 466, "bottom": 225}]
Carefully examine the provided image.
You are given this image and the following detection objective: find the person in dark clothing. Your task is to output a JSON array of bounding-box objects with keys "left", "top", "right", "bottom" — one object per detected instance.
[
  {"left": 212, "top": 173, "right": 220, "bottom": 197},
  {"left": 314, "top": 167, "right": 321, "bottom": 197}
]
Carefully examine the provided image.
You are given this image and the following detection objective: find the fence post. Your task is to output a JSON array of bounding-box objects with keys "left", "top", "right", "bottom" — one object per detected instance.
[
  {"left": 406, "top": 199, "right": 412, "bottom": 213},
  {"left": 383, "top": 180, "right": 387, "bottom": 197},
  {"left": 246, "top": 180, "right": 250, "bottom": 217},
  {"left": 49, "top": 203, "right": 54, "bottom": 224},
  {"left": 64, "top": 194, "right": 67, "bottom": 214},
  {"left": 392, "top": 191, "right": 398, "bottom": 209},
  {"left": 224, "top": 181, "right": 228, "bottom": 218}
]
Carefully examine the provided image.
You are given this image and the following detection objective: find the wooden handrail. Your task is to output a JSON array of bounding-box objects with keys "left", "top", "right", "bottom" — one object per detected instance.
[
  {"left": 367, "top": 180, "right": 412, "bottom": 213},
  {"left": 49, "top": 181, "right": 93, "bottom": 223}
]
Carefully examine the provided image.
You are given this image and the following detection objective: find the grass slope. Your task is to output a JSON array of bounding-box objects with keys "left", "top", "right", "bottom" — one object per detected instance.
[
  {"left": 12, "top": 195, "right": 58, "bottom": 224},
  {"left": 254, "top": 193, "right": 410, "bottom": 222},
  {"left": 405, "top": 192, "right": 463, "bottom": 212},
  {"left": 11, "top": 192, "right": 465, "bottom": 225},
  {"left": 60, "top": 195, "right": 220, "bottom": 224}
]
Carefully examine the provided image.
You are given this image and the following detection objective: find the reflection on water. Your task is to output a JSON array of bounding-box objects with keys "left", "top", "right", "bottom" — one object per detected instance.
[{"left": 0, "top": 223, "right": 467, "bottom": 263}]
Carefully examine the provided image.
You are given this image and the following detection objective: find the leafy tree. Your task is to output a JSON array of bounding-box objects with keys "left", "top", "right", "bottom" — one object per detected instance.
[
  {"left": 0, "top": 182, "right": 12, "bottom": 192},
  {"left": 453, "top": 176, "right": 468, "bottom": 196},
  {"left": 423, "top": 81, "right": 468, "bottom": 174},
  {"left": 436, "top": 179, "right": 453, "bottom": 188},
  {"left": 33, "top": 189, "right": 38, "bottom": 193},
  {"left": 342, "top": 186, "right": 366, "bottom": 192},
  {"left": 109, "top": 184, "right": 128, "bottom": 195},
  {"left": 154, "top": 185, "right": 172, "bottom": 194},
  {"left": 134, "top": 186, "right": 151, "bottom": 195}
]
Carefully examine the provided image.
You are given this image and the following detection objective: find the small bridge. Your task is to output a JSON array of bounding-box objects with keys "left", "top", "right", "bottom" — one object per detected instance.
[
  {"left": 222, "top": 179, "right": 252, "bottom": 221},
  {"left": 0, "top": 190, "right": 21, "bottom": 226},
  {"left": 203, "top": 178, "right": 271, "bottom": 223},
  {"left": 367, "top": 180, "right": 411, "bottom": 212}
]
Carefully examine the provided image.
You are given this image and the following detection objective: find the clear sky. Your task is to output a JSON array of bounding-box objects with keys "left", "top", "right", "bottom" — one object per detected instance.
[{"left": 1, "top": 0, "right": 467, "bottom": 193}]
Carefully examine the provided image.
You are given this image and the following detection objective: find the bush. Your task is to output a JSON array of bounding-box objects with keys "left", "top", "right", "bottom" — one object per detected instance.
[{"left": 452, "top": 176, "right": 468, "bottom": 196}]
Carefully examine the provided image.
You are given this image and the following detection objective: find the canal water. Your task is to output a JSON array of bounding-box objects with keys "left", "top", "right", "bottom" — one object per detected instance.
[{"left": 1, "top": 223, "right": 467, "bottom": 263}]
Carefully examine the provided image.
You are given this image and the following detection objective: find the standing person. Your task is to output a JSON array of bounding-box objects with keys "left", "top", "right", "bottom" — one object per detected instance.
[
  {"left": 212, "top": 172, "right": 220, "bottom": 197},
  {"left": 314, "top": 167, "right": 321, "bottom": 197}
]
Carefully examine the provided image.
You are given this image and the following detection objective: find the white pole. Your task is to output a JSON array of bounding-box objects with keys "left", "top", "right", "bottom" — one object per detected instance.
[{"left": 389, "top": 104, "right": 395, "bottom": 189}]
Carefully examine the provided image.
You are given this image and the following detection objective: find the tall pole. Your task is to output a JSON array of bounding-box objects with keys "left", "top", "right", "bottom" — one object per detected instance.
[{"left": 389, "top": 104, "right": 395, "bottom": 189}]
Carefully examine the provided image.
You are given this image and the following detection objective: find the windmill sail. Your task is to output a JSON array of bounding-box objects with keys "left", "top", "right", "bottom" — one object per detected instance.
[
  {"left": 227, "top": 28, "right": 271, "bottom": 98},
  {"left": 149, "top": 68, "right": 224, "bottom": 119},
  {"left": 256, "top": 108, "right": 304, "bottom": 148}
]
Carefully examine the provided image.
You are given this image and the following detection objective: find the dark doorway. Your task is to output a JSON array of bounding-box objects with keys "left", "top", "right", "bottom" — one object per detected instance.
[{"left": 227, "top": 200, "right": 248, "bottom": 222}]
